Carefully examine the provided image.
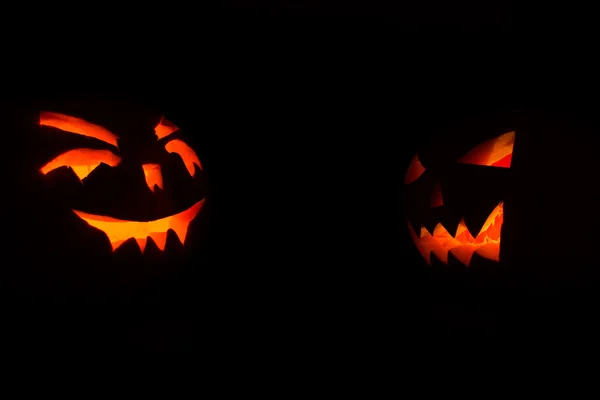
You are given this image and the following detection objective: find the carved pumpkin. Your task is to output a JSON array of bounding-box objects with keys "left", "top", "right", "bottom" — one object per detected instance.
[
  {"left": 38, "top": 111, "right": 204, "bottom": 253},
  {"left": 403, "top": 114, "right": 516, "bottom": 270},
  {"left": 8, "top": 96, "right": 209, "bottom": 294},
  {"left": 402, "top": 109, "right": 600, "bottom": 330}
]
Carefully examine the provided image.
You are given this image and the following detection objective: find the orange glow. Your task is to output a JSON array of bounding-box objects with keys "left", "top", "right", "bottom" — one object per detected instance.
[
  {"left": 40, "top": 111, "right": 120, "bottom": 148},
  {"left": 40, "top": 149, "right": 121, "bottom": 181},
  {"left": 408, "top": 202, "right": 503, "bottom": 266},
  {"left": 73, "top": 199, "right": 205, "bottom": 253},
  {"left": 165, "top": 139, "right": 202, "bottom": 177},
  {"left": 142, "top": 164, "right": 163, "bottom": 192},
  {"left": 405, "top": 154, "right": 426, "bottom": 184},
  {"left": 430, "top": 181, "right": 443, "bottom": 208},
  {"left": 458, "top": 131, "right": 515, "bottom": 168},
  {"left": 154, "top": 116, "right": 180, "bottom": 140}
]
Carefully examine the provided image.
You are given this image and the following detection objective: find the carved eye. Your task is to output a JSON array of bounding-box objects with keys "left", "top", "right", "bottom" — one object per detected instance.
[
  {"left": 165, "top": 139, "right": 202, "bottom": 177},
  {"left": 458, "top": 131, "right": 515, "bottom": 168},
  {"left": 404, "top": 154, "right": 426, "bottom": 184},
  {"left": 40, "top": 148, "right": 121, "bottom": 181},
  {"left": 154, "top": 117, "right": 203, "bottom": 177},
  {"left": 39, "top": 112, "right": 122, "bottom": 180}
]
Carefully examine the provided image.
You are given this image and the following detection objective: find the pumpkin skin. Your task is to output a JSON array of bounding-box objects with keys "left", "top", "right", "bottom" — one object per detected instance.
[{"left": 7, "top": 96, "right": 210, "bottom": 295}]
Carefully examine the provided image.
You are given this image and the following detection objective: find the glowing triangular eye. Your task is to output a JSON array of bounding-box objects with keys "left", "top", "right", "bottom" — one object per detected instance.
[
  {"left": 458, "top": 131, "right": 515, "bottom": 168},
  {"left": 404, "top": 153, "right": 426, "bottom": 184}
]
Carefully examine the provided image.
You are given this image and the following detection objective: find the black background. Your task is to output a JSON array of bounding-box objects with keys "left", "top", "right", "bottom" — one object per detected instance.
[{"left": 2, "top": 1, "right": 599, "bottom": 351}]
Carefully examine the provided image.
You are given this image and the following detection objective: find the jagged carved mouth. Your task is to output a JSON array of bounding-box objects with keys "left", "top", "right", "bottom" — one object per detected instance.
[
  {"left": 73, "top": 199, "right": 204, "bottom": 253},
  {"left": 408, "top": 202, "right": 503, "bottom": 266}
]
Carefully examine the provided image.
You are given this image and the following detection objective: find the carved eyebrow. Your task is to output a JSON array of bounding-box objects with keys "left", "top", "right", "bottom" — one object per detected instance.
[
  {"left": 154, "top": 116, "right": 180, "bottom": 140},
  {"left": 40, "top": 111, "right": 120, "bottom": 149},
  {"left": 165, "top": 139, "right": 202, "bottom": 177}
]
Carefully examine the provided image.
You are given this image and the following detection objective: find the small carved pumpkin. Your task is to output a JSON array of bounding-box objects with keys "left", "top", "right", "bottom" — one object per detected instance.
[
  {"left": 9, "top": 96, "right": 209, "bottom": 294},
  {"left": 38, "top": 111, "right": 204, "bottom": 253}
]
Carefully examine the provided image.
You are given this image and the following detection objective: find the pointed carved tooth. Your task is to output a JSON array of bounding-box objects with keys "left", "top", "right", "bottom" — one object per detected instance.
[
  {"left": 70, "top": 164, "right": 101, "bottom": 181},
  {"left": 455, "top": 218, "right": 468, "bottom": 237},
  {"left": 431, "top": 247, "right": 450, "bottom": 264},
  {"left": 411, "top": 223, "right": 458, "bottom": 265},
  {"left": 420, "top": 226, "right": 431, "bottom": 238},
  {"left": 408, "top": 223, "right": 432, "bottom": 265},
  {"left": 433, "top": 223, "right": 451, "bottom": 238},
  {"left": 169, "top": 200, "right": 204, "bottom": 245},
  {"left": 475, "top": 202, "right": 504, "bottom": 242},
  {"left": 419, "top": 236, "right": 441, "bottom": 266},
  {"left": 455, "top": 219, "right": 475, "bottom": 242},
  {"left": 170, "top": 224, "right": 189, "bottom": 245},
  {"left": 111, "top": 239, "right": 126, "bottom": 252},
  {"left": 136, "top": 238, "right": 148, "bottom": 253},
  {"left": 149, "top": 232, "right": 168, "bottom": 251},
  {"left": 449, "top": 245, "right": 477, "bottom": 267},
  {"left": 433, "top": 223, "right": 459, "bottom": 264},
  {"left": 477, "top": 202, "right": 501, "bottom": 235}
]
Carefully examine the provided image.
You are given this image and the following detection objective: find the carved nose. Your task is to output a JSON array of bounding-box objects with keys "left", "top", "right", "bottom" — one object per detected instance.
[{"left": 142, "top": 163, "right": 163, "bottom": 192}]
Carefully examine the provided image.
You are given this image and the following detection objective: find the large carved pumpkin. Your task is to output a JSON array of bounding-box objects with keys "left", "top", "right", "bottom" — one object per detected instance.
[
  {"left": 403, "top": 110, "right": 600, "bottom": 290},
  {"left": 7, "top": 96, "right": 210, "bottom": 294},
  {"left": 403, "top": 113, "right": 517, "bottom": 272}
]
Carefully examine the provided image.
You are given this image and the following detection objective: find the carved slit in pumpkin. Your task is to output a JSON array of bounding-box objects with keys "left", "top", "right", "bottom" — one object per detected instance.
[
  {"left": 40, "top": 111, "right": 120, "bottom": 148},
  {"left": 458, "top": 131, "right": 515, "bottom": 168},
  {"left": 142, "top": 164, "right": 163, "bottom": 192}
]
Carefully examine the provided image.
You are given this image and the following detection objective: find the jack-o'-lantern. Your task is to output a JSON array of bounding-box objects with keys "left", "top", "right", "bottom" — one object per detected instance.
[
  {"left": 38, "top": 111, "right": 204, "bottom": 253},
  {"left": 403, "top": 114, "right": 517, "bottom": 270},
  {"left": 7, "top": 96, "right": 209, "bottom": 294},
  {"left": 402, "top": 109, "right": 600, "bottom": 327}
]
